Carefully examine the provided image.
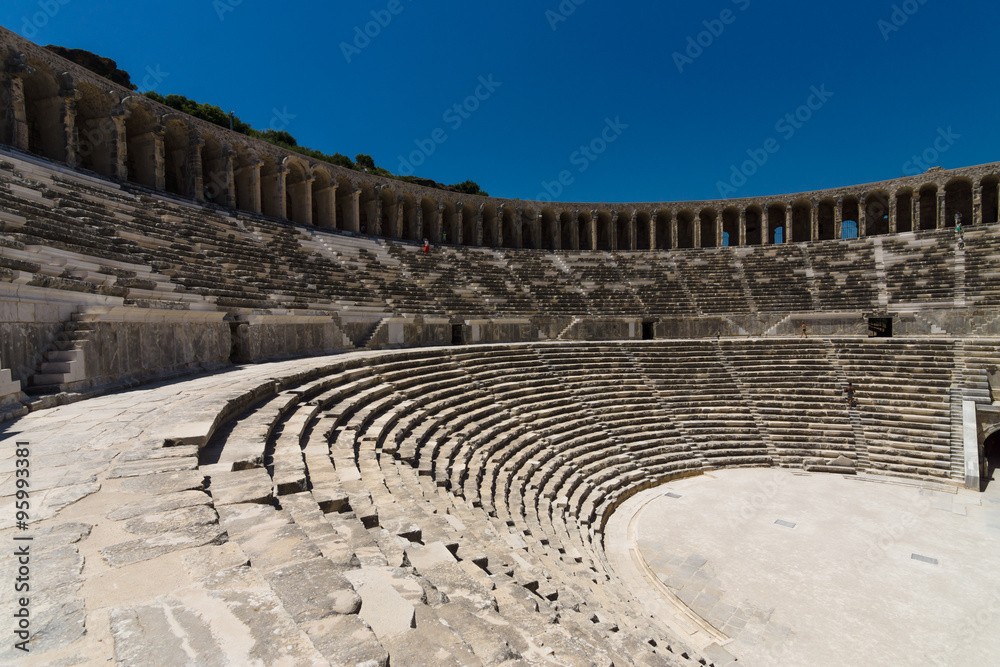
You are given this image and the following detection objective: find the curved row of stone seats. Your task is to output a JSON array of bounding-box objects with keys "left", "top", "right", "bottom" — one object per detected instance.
[
  {"left": 672, "top": 250, "right": 751, "bottom": 315},
  {"left": 497, "top": 250, "right": 595, "bottom": 316},
  {"left": 557, "top": 253, "right": 648, "bottom": 316},
  {"left": 199, "top": 346, "right": 703, "bottom": 665},
  {"left": 832, "top": 338, "right": 956, "bottom": 480},
  {"left": 962, "top": 225, "right": 1000, "bottom": 307},
  {"left": 806, "top": 238, "right": 880, "bottom": 312},
  {"left": 624, "top": 341, "right": 772, "bottom": 469},
  {"left": 883, "top": 232, "right": 958, "bottom": 307},
  {"left": 720, "top": 339, "right": 857, "bottom": 472},
  {"left": 613, "top": 252, "right": 700, "bottom": 317},
  {"left": 738, "top": 244, "right": 813, "bottom": 313}
]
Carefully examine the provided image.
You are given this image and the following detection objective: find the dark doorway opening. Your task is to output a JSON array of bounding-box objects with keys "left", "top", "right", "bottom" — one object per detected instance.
[
  {"left": 984, "top": 432, "right": 1000, "bottom": 491},
  {"left": 451, "top": 324, "right": 464, "bottom": 346},
  {"left": 868, "top": 317, "right": 892, "bottom": 338},
  {"left": 642, "top": 321, "right": 655, "bottom": 340}
]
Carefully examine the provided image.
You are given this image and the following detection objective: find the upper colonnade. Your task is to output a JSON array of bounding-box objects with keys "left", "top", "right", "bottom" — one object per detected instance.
[{"left": 2, "top": 27, "right": 999, "bottom": 253}]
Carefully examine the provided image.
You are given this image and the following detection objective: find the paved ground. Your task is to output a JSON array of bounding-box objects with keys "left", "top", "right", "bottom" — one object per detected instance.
[{"left": 616, "top": 468, "right": 1000, "bottom": 667}]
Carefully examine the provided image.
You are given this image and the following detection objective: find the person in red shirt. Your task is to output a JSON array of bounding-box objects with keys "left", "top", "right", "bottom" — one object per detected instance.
[{"left": 423, "top": 238, "right": 430, "bottom": 253}]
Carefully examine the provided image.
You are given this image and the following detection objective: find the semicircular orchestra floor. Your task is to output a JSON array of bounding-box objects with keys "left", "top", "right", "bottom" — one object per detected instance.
[{"left": 606, "top": 468, "right": 1000, "bottom": 667}]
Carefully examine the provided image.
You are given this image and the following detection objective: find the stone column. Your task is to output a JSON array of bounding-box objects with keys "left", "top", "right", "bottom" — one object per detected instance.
[
  {"left": 303, "top": 177, "right": 315, "bottom": 226},
  {"left": 415, "top": 205, "right": 424, "bottom": 241},
  {"left": 973, "top": 185, "right": 983, "bottom": 226},
  {"left": 63, "top": 93, "right": 80, "bottom": 168},
  {"left": 693, "top": 215, "right": 702, "bottom": 249},
  {"left": 4, "top": 71, "right": 29, "bottom": 151},
  {"left": 810, "top": 207, "right": 819, "bottom": 241},
  {"left": 834, "top": 200, "right": 843, "bottom": 240},
  {"left": 191, "top": 137, "right": 206, "bottom": 202},
  {"left": 715, "top": 212, "right": 723, "bottom": 248},
  {"left": 913, "top": 191, "right": 922, "bottom": 231},
  {"left": 152, "top": 126, "right": 167, "bottom": 191},
  {"left": 784, "top": 207, "right": 793, "bottom": 243},
  {"left": 235, "top": 160, "right": 263, "bottom": 214},
  {"left": 738, "top": 209, "right": 747, "bottom": 247},
  {"left": 347, "top": 189, "right": 361, "bottom": 232},
  {"left": 937, "top": 190, "right": 947, "bottom": 229},
  {"left": 889, "top": 195, "right": 898, "bottom": 234},
  {"left": 761, "top": 209, "right": 771, "bottom": 245},
  {"left": 670, "top": 215, "right": 679, "bottom": 250},
  {"left": 858, "top": 201, "right": 867, "bottom": 237}
]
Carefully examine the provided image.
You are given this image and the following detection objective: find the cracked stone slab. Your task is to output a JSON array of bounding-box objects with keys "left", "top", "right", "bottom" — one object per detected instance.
[
  {"left": 106, "top": 456, "right": 199, "bottom": 479},
  {"left": 124, "top": 505, "right": 219, "bottom": 536},
  {"left": 110, "top": 566, "right": 329, "bottom": 666},
  {"left": 265, "top": 557, "right": 362, "bottom": 622},
  {"left": 0, "top": 583, "right": 85, "bottom": 661},
  {"left": 119, "top": 469, "right": 206, "bottom": 495},
  {"left": 101, "top": 524, "right": 228, "bottom": 567},
  {"left": 208, "top": 468, "right": 273, "bottom": 506},
  {"left": 345, "top": 568, "right": 418, "bottom": 640},
  {"left": 107, "top": 490, "right": 213, "bottom": 521},
  {"left": 302, "top": 615, "right": 389, "bottom": 667}
]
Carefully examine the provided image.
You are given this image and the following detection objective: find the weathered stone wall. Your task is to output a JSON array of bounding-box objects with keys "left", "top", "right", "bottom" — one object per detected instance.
[{"left": 235, "top": 314, "right": 353, "bottom": 362}]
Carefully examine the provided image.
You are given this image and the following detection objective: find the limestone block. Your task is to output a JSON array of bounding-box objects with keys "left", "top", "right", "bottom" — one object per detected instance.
[{"left": 344, "top": 568, "right": 418, "bottom": 640}]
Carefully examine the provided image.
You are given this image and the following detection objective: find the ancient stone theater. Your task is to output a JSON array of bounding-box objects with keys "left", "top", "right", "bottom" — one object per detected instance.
[{"left": 1, "top": 26, "right": 998, "bottom": 667}]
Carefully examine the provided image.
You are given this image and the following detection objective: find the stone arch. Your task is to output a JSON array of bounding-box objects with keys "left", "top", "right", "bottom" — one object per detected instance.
[
  {"left": 74, "top": 82, "right": 117, "bottom": 178},
  {"left": 481, "top": 204, "right": 498, "bottom": 247},
  {"left": 335, "top": 176, "right": 359, "bottom": 232},
  {"left": 578, "top": 211, "right": 594, "bottom": 250},
  {"left": 231, "top": 145, "right": 261, "bottom": 215},
  {"left": 22, "top": 62, "right": 67, "bottom": 162},
  {"left": 284, "top": 158, "right": 311, "bottom": 224},
  {"left": 945, "top": 178, "right": 973, "bottom": 229},
  {"left": 596, "top": 211, "right": 614, "bottom": 251},
  {"left": 745, "top": 206, "right": 763, "bottom": 246},
  {"left": 918, "top": 184, "right": 938, "bottom": 230},
  {"left": 421, "top": 197, "right": 440, "bottom": 242},
  {"left": 123, "top": 99, "right": 158, "bottom": 189},
  {"left": 200, "top": 134, "right": 232, "bottom": 206},
  {"left": 358, "top": 183, "right": 378, "bottom": 235},
  {"left": 654, "top": 210, "right": 672, "bottom": 250},
  {"left": 982, "top": 175, "right": 1000, "bottom": 225},
  {"left": 699, "top": 208, "right": 718, "bottom": 248},
  {"left": 461, "top": 203, "right": 479, "bottom": 246},
  {"left": 841, "top": 197, "right": 860, "bottom": 238},
  {"left": 310, "top": 168, "right": 336, "bottom": 228},
  {"left": 676, "top": 210, "right": 696, "bottom": 249},
  {"left": 541, "top": 210, "right": 559, "bottom": 251},
  {"left": 402, "top": 195, "right": 419, "bottom": 241},
  {"left": 791, "top": 199, "right": 812, "bottom": 243},
  {"left": 865, "top": 191, "right": 891, "bottom": 236},
  {"left": 635, "top": 211, "right": 652, "bottom": 251},
  {"left": 440, "top": 201, "right": 458, "bottom": 244},
  {"left": 767, "top": 204, "right": 786, "bottom": 244},
  {"left": 260, "top": 156, "right": 284, "bottom": 219},
  {"left": 163, "top": 117, "right": 195, "bottom": 199},
  {"left": 817, "top": 199, "right": 836, "bottom": 241},
  {"left": 379, "top": 187, "right": 399, "bottom": 238},
  {"left": 500, "top": 207, "right": 518, "bottom": 248},
  {"left": 615, "top": 211, "right": 632, "bottom": 251},
  {"left": 520, "top": 208, "right": 539, "bottom": 250},
  {"left": 560, "top": 211, "right": 576, "bottom": 250},
  {"left": 894, "top": 189, "right": 914, "bottom": 233},
  {"left": 722, "top": 207, "right": 740, "bottom": 247}
]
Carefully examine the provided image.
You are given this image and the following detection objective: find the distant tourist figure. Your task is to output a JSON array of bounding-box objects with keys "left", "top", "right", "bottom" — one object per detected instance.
[
  {"left": 800, "top": 321, "right": 807, "bottom": 338},
  {"left": 844, "top": 382, "right": 856, "bottom": 408},
  {"left": 955, "top": 213, "right": 963, "bottom": 234},
  {"left": 423, "top": 238, "right": 430, "bottom": 253},
  {"left": 958, "top": 236, "right": 965, "bottom": 250},
  {"left": 442, "top": 231, "right": 447, "bottom": 244}
]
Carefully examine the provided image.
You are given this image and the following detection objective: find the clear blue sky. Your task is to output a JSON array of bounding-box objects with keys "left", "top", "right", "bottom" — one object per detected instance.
[{"left": 2, "top": 0, "right": 997, "bottom": 203}]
